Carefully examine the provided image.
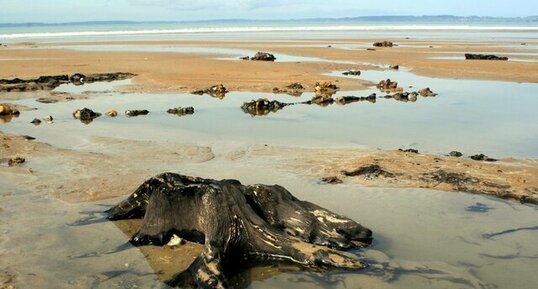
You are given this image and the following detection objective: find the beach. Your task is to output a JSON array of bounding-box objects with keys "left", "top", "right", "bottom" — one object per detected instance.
[{"left": 1, "top": 23, "right": 538, "bottom": 289}]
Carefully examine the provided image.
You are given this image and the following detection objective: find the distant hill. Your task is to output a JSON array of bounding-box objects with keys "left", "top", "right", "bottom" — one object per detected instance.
[{"left": 1, "top": 15, "right": 537, "bottom": 27}]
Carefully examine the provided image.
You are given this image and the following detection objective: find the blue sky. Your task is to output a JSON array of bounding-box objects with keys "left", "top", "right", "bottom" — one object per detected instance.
[{"left": 1, "top": 0, "right": 537, "bottom": 23}]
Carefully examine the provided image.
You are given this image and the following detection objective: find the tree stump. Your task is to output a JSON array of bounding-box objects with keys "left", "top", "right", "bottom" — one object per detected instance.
[{"left": 107, "top": 173, "right": 373, "bottom": 289}]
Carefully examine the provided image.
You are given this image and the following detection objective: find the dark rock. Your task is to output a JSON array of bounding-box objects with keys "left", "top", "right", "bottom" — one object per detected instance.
[
  {"left": 0, "top": 104, "right": 20, "bottom": 115},
  {"left": 390, "top": 92, "right": 418, "bottom": 102},
  {"left": 449, "top": 151, "right": 463, "bottom": 157},
  {"left": 321, "top": 176, "right": 343, "bottom": 184},
  {"left": 399, "top": 148, "right": 419, "bottom": 154},
  {"left": 73, "top": 108, "right": 102, "bottom": 124},
  {"left": 311, "top": 95, "right": 334, "bottom": 106},
  {"left": 107, "top": 173, "right": 372, "bottom": 289},
  {"left": 250, "top": 52, "right": 276, "bottom": 61},
  {"left": 343, "top": 164, "right": 395, "bottom": 178},
  {"left": 125, "top": 110, "right": 149, "bottom": 117},
  {"left": 366, "top": 48, "right": 376, "bottom": 51},
  {"left": 30, "top": 118, "right": 41, "bottom": 125},
  {"left": 70, "top": 73, "right": 86, "bottom": 85},
  {"left": 336, "top": 93, "right": 376, "bottom": 105},
  {"left": 465, "top": 54, "right": 508, "bottom": 61},
  {"left": 342, "top": 70, "right": 361, "bottom": 76},
  {"left": 470, "top": 154, "right": 497, "bottom": 162},
  {"left": 239, "top": 56, "right": 250, "bottom": 60},
  {"left": 241, "top": 98, "right": 287, "bottom": 116},
  {"left": 373, "top": 41, "right": 394, "bottom": 47},
  {"left": 8, "top": 157, "right": 25, "bottom": 167},
  {"left": 167, "top": 106, "right": 194, "bottom": 116},
  {"left": 84, "top": 72, "right": 136, "bottom": 83},
  {"left": 35, "top": 98, "right": 59, "bottom": 104},
  {"left": 389, "top": 65, "right": 399, "bottom": 70}
]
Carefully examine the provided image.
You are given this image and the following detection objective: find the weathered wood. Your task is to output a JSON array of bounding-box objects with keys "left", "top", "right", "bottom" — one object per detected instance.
[{"left": 107, "top": 173, "right": 372, "bottom": 289}]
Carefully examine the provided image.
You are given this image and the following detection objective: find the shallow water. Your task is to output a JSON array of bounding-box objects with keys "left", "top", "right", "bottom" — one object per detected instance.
[{"left": 2, "top": 67, "right": 538, "bottom": 158}]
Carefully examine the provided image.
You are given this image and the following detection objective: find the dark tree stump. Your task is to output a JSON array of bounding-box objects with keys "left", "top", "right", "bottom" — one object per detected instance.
[{"left": 107, "top": 173, "right": 372, "bottom": 289}]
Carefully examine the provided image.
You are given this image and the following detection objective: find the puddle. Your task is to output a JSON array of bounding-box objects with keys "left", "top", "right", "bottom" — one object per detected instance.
[{"left": 53, "top": 79, "right": 132, "bottom": 94}]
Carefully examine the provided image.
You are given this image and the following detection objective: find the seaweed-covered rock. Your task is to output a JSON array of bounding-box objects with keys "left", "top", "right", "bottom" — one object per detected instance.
[
  {"left": 250, "top": 52, "right": 276, "bottom": 61},
  {"left": 465, "top": 54, "right": 508, "bottom": 61},
  {"left": 107, "top": 173, "right": 372, "bottom": 289}
]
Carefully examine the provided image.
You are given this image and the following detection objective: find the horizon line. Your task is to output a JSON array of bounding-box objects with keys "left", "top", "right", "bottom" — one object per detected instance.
[{"left": 2, "top": 15, "right": 538, "bottom": 26}]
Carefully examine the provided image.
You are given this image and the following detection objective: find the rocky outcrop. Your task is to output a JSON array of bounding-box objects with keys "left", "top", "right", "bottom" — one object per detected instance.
[
  {"left": 465, "top": 54, "right": 508, "bottom": 61},
  {"left": 191, "top": 84, "right": 228, "bottom": 99},
  {"left": 0, "top": 72, "right": 135, "bottom": 92},
  {"left": 250, "top": 52, "right": 276, "bottom": 61},
  {"left": 373, "top": 41, "right": 394, "bottom": 47},
  {"left": 241, "top": 98, "right": 287, "bottom": 116},
  {"left": 107, "top": 173, "right": 372, "bottom": 289}
]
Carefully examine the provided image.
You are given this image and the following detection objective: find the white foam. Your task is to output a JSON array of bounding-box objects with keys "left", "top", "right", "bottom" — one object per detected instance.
[{"left": 2, "top": 25, "right": 538, "bottom": 39}]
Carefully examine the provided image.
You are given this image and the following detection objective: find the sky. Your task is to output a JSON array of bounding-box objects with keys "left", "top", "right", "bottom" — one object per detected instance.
[{"left": 1, "top": 0, "right": 537, "bottom": 23}]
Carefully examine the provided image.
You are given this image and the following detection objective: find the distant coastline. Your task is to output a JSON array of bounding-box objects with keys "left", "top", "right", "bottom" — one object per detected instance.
[{"left": 1, "top": 15, "right": 538, "bottom": 27}]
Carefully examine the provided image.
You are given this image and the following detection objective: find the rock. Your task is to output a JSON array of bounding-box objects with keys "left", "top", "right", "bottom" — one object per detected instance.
[
  {"left": 241, "top": 98, "right": 287, "bottom": 116},
  {"left": 366, "top": 48, "right": 376, "bottom": 51},
  {"left": 73, "top": 108, "right": 102, "bottom": 124},
  {"left": 0, "top": 72, "right": 135, "bottom": 92},
  {"left": 343, "top": 164, "right": 395, "bottom": 178},
  {"left": 449, "top": 151, "right": 463, "bottom": 157},
  {"left": 321, "top": 176, "right": 343, "bottom": 184},
  {"left": 192, "top": 84, "right": 228, "bottom": 99},
  {"left": 30, "top": 118, "right": 41, "bottom": 125},
  {"left": 342, "top": 70, "right": 361, "bottom": 76},
  {"left": 419, "top": 87, "right": 437, "bottom": 97},
  {"left": 0, "top": 104, "right": 19, "bottom": 116},
  {"left": 166, "top": 234, "right": 185, "bottom": 247},
  {"left": 377, "top": 79, "right": 402, "bottom": 92},
  {"left": 389, "top": 65, "right": 399, "bottom": 70},
  {"left": 8, "top": 157, "right": 25, "bottom": 167},
  {"left": 315, "top": 81, "right": 338, "bottom": 92},
  {"left": 69, "top": 73, "right": 86, "bottom": 85},
  {"left": 107, "top": 173, "right": 372, "bottom": 289},
  {"left": 311, "top": 95, "right": 334, "bottom": 106},
  {"left": 336, "top": 93, "right": 376, "bottom": 105},
  {"left": 167, "top": 106, "right": 194, "bottom": 116},
  {"left": 373, "top": 41, "right": 394, "bottom": 47},
  {"left": 399, "top": 148, "right": 419, "bottom": 154},
  {"left": 105, "top": 110, "right": 118, "bottom": 117},
  {"left": 239, "top": 56, "right": 250, "bottom": 60},
  {"left": 465, "top": 54, "right": 508, "bottom": 61},
  {"left": 125, "top": 110, "right": 149, "bottom": 117},
  {"left": 43, "top": 115, "right": 53, "bottom": 123},
  {"left": 250, "top": 52, "right": 276, "bottom": 61},
  {"left": 272, "top": 82, "right": 305, "bottom": 96},
  {"left": 470, "top": 154, "right": 497, "bottom": 162},
  {"left": 35, "top": 98, "right": 59, "bottom": 104},
  {"left": 389, "top": 92, "right": 418, "bottom": 102}
]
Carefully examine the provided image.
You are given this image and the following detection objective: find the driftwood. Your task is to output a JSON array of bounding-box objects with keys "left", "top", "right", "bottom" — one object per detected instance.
[{"left": 107, "top": 173, "right": 372, "bottom": 289}]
